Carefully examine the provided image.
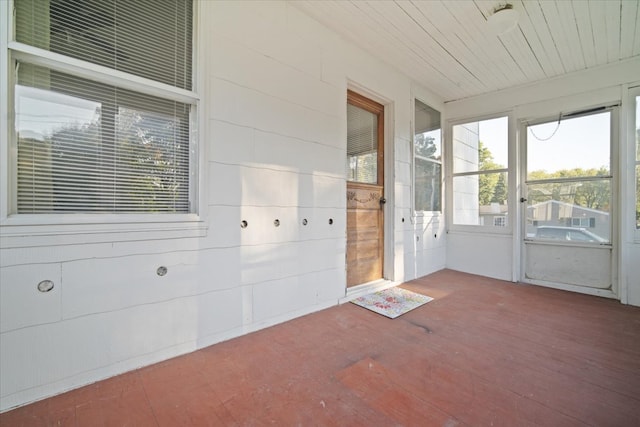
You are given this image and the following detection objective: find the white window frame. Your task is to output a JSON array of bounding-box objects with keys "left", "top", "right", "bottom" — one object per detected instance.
[
  {"left": 446, "top": 112, "right": 513, "bottom": 234},
  {"left": 627, "top": 85, "right": 640, "bottom": 242},
  {"left": 0, "top": 0, "right": 206, "bottom": 244},
  {"left": 412, "top": 94, "right": 443, "bottom": 218}
]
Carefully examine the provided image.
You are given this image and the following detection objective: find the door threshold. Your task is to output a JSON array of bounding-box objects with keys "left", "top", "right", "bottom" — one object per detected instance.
[{"left": 340, "top": 279, "right": 400, "bottom": 304}]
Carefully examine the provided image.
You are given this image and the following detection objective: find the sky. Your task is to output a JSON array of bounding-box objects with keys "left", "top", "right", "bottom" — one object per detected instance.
[
  {"left": 478, "top": 116, "right": 508, "bottom": 167},
  {"left": 477, "top": 111, "right": 611, "bottom": 174},
  {"left": 16, "top": 85, "right": 99, "bottom": 139},
  {"left": 526, "top": 112, "right": 610, "bottom": 173}
]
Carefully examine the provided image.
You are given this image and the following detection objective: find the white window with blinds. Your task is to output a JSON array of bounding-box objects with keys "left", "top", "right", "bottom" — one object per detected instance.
[
  {"left": 347, "top": 103, "right": 379, "bottom": 184},
  {"left": 5, "top": 0, "right": 197, "bottom": 216}
]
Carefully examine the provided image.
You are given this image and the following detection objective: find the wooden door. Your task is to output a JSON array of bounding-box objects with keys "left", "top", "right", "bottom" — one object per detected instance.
[{"left": 346, "top": 90, "right": 384, "bottom": 287}]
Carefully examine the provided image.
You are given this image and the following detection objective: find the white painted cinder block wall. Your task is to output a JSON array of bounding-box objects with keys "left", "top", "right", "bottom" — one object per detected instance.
[{"left": 0, "top": 1, "right": 446, "bottom": 411}]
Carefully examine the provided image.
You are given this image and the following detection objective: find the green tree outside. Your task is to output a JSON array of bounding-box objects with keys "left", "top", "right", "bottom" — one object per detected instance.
[
  {"left": 478, "top": 141, "right": 506, "bottom": 206},
  {"left": 492, "top": 173, "right": 507, "bottom": 204},
  {"left": 527, "top": 167, "right": 610, "bottom": 211},
  {"left": 477, "top": 141, "right": 611, "bottom": 213}
]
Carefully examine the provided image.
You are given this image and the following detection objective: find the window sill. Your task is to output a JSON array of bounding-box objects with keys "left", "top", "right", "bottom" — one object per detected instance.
[{"left": 0, "top": 214, "right": 208, "bottom": 248}]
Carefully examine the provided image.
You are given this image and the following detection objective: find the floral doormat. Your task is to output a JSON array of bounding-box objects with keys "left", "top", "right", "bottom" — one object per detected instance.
[{"left": 351, "top": 287, "right": 433, "bottom": 319}]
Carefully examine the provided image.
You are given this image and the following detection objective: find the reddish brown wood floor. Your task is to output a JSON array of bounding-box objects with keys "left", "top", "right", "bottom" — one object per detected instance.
[{"left": 2, "top": 269, "right": 640, "bottom": 426}]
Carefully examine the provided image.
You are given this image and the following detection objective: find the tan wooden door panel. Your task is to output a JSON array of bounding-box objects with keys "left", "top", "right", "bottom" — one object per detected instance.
[{"left": 346, "top": 184, "right": 383, "bottom": 287}]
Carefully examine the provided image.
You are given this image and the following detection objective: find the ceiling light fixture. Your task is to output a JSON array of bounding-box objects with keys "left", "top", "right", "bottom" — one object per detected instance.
[{"left": 487, "top": 3, "right": 519, "bottom": 36}]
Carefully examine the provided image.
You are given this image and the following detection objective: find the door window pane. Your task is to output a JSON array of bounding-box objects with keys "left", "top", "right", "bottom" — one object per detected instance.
[
  {"left": 527, "top": 112, "right": 610, "bottom": 179},
  {"left": 347, "top": 104, "right": 378, "bottom": 184},
  {"left": 526, "top": 179, "right": 610, "bottom": 243},
  {"left": 526, "top": 110, "right": 612, "bottom": 242}
]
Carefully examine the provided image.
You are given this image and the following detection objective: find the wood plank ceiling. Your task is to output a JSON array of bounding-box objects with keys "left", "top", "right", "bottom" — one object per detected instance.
[{"left": 292, "top": 0, "right": 640, "bottom": 102}]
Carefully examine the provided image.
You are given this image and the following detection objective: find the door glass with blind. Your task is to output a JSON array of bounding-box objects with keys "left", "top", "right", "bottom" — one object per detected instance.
[
  {"left": 347, "top": 104, "right": 379, "bottom": 184},
  {"left": 523, "top": 110, "right": 614, "bottom": 291},
  {"left": 13, "top": 0, "right": 193, "bottom": 214}
]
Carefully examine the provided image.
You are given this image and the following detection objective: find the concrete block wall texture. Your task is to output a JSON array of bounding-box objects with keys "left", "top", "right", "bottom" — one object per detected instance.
[{"left": 0, "top": 0, "right": 446, "bottom": 411}]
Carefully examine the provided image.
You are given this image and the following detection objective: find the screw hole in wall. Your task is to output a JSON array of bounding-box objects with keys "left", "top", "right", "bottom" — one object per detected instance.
[
  {"left": 402, "top": 218, "right": 405, "bottom": 222},
  {"left": 302, "top": 218, "right": 308, "bottom": 226},
  {"left": 273, "top": 219, "right": 280, "bottom": 227},
  {"left": 37, "top": 280, "right": 54, "bottom": 293},
  {"left": 328, "top": 218, "right": 333, "bottom": 225},
  {"left": 240, "top": 220, "right": 248, "bottom": 228},
  {"left": 157, "top": 266, "right": 168, "bottom": 276}
]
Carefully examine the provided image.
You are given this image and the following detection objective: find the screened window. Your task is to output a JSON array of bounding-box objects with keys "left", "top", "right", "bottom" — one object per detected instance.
[
  {"left": 414, "top": 99, "right": 441, "bottom": 212},
  {"left": 452, "top": 116, "right": 508, "bottom": 227},
  {"left": 11, "top": 0, "right": 195, "bottom": 214}
]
